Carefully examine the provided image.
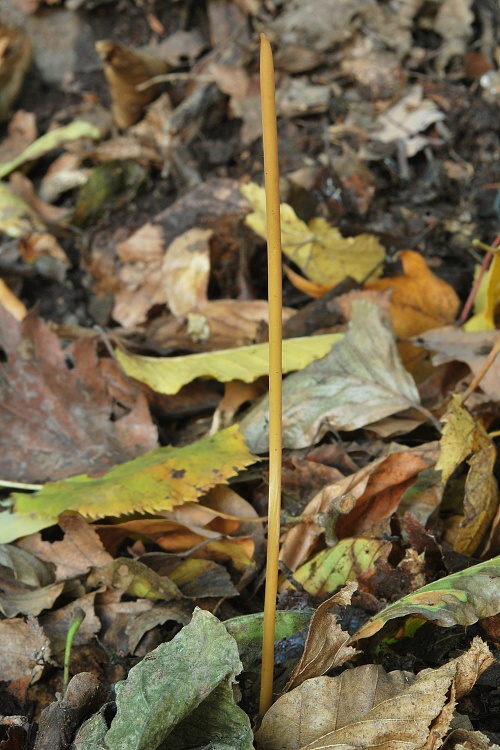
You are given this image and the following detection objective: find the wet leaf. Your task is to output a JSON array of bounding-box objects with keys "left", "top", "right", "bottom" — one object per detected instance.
[
  {"left": 104, "top": 607, "right": 251, "bottom": 750},
  {"left": 241, "top": 300, "right": 422, "bottom": 452},
  {"left": 3, "top": 424, "right": 257, "bottom": 543},
  {"left": 116, "top": 333, "right": 342, "bottom": 395},
  {"left": 242, "top": 182, "right": 385, "bottom": 288},
  {"left": 72, "top": 160, "right": 146, "bottom": 227},
  {"left": 437, "top": 395, "right": 499, "bottom": 555},
  {"left": 353, "top": 555, "right": 500, "bottom": 640},
  {"left": 224, "top": 610, "right": 313, "bottom": 668}
]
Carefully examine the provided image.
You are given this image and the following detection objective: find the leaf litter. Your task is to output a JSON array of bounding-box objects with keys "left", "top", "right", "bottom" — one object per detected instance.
[{"left": 0, "top": 0, "right": 499, "bottom": 747}]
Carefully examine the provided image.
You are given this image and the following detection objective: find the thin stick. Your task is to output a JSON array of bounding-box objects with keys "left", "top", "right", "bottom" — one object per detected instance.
[{"left": 259, "top": 33, "right": 282, "bottom": 716}]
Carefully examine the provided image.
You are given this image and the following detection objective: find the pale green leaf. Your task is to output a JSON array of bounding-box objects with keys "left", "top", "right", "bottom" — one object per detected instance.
[
  {"left": 116, "top": 334, "right": 342, "bottom": 395},
  {"left": 0, "top": 121, "right": 101, "bottom": 179},
  {"left": 354, "top": 555, "right": 500, "bottom": 640}
]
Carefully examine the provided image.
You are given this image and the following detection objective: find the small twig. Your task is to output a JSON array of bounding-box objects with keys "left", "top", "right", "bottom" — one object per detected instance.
[
  {"left": 136, "top": 72, "right": 215, "bottom": 91},
  {"left": 461, "top": 336, "right": 500, "bottom": 404},
  {"left": 0, "top": 479, "right": 43, "bottom": 490},
  {"left": 458, "top": 234, "right": 500, "bottom": 324}
]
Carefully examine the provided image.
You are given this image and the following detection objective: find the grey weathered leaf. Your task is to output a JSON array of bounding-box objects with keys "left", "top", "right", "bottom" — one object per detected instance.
[
  {"left": 241, "top": 300, "right": 421, "bottom": 452},
  {"left": 105, "top": 607, "right": 243, "bottom": 750}
]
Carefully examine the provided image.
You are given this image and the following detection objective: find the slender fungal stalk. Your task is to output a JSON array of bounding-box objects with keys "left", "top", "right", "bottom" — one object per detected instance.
[{"left": 259, "top": 33, "right": 283, "bottom": 716}]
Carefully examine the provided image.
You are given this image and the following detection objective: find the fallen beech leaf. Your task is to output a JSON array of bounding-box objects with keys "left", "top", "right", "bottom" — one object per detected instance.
[
  {"left": 437, "top": 395, "right": 499, "bottom": 555},
  {"left": 17, "top": 514, "right": 112, "bottom": 582},
  {"left": 0, "top": 24, "right": 31, "bottom": 122},
  {"left": 0, "top": 181, "right": 45, "bottom": 237},
  {"left": 162, "top": 227, "right": 212, "bottom": 317},
  {"left": 256, "top": 639, "right": 493, "bottom": 750},
  {"left": 87, "top": 558, "right": 182, "bottom": 601},
  {"left": 280, "top": 443, "right": 438, "bottom": 572},
  {"left": 0, "top": 306, "right": 158, "bottom": 485},
  {"left": 411, "top": 327, "right": 500, "bottom": 401},
  {"left": 95, "top": 40, "right": 169, "bottom": 129},
  {"left": 366, "top": 250, "right": 460, "bottom": 338},
  {"left": 166, "top": 558, "right": 239, "bottom": 598},
  {"left": 0, "top": 280, "right": 26, "bottom": 319},
  {"left": 0, "top": 120, "right": 101, "bottom": 179},
  {"left": 242, "top": 182, "right": 385, "bottom": 287},
  {"left": 103, "top": 608, "right": 252, "bottom": 750},
  {"left": 285, "top": 538, "right": 392, "bottom": 599},
  {"left": 285, "top": 583, "right": 359, "bottom": 691},
  {"left": 3, "top": 424, "right": 257, "bottom": 543},
  {"left": 353, "top": 555, "right": 500, "bottom": 640},
  {"left": 241, "top": 300, "right": 423, "bottom": 453},
  {"left": 0, "top": 616, "right": 50, "bottom": 683},
  {"left": 116, "top": 333, "right": 342, "bottom": 395},
  {"left": 464, "top": 254, "right": 500, "bottom": 332}
]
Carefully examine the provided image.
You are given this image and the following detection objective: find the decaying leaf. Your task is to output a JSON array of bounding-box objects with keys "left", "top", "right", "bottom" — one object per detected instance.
[
  {"left": 0, "top": 306, "right": 158, "bottom": 485},
  {"left": 285, "top": 538, "right": 392, "bottom": 599},
  {"left": 87, "top": 558, "right": 182, "bottom": 602},
  {"left": 242, "top": 182, "right": 385, "bottom": 289},
  {"left": 116, "top": 333, "right": 342, "bottom": 395},
  {"left": 162, "top": 227, "right": 212, "bottom": 317},
  {"left": 285, "top": 583, "right": 359, "bottom": 691},
  {"left": 0, "top": 615, "right": 50, "bottom": 683},
  {"left": 437, "top": 395, "right": 499, "bottom": 555},
  {"left": 95, "top": 40, "right": 169, "bottom": 129},
  {"left": 241, "top": 300, "right": 423, "bottom": 453},
  {"left": 0, "top": 24, "right": 31, "bottom": 122},
  {"left": 103, "top": 608, "right": 251, "bottom": 750},
  {"left": 2, "top": 424, "right": 257, "bottom": 543},
  {"left": 256, "top": 639, "right": 493, "bottom": 750},
  {"left": 353, "top": 555, "right": 500, "bottom": 640}
]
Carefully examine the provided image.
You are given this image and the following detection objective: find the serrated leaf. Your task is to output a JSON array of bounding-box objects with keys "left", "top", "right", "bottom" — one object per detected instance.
[
  {"left": 105, "top": 607, "right": 244, "bottom": 750},
  {"left": 241, "top": 300, "right": 422, "bottom": 452},
  {"left": 242, "top": 182, "right": 385, "bottom": 287},
  {"left": 2, "top": 425, "right": 257, "bottom": 543},
  {"left": 116, "top": 334, "right": 342, "bottom": 395},
  {"left": 353, "top": 555, "right": 500, "bottom": 640},
  {"left": 0, "top": 121, "right": 101, "bottom": 179}
]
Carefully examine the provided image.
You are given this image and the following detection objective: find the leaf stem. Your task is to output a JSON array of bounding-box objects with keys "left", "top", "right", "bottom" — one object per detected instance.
[{"left": 259, "top": 33, "right": 282, "bottom": 716}]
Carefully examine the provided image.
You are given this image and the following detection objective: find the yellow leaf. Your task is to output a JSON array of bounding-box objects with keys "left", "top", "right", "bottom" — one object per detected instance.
[
  {"left": 366, "top": 250, "right": 460, "bottom": 337},
  {"left": 464, "top": 254, "right": 500, "bottom": 331},
  {"left": 437, "top": 395, "right": 499, "bottom": 556},
  {"left": 241, "top": 182, "right": 385, "bottom": 287},
  {"left": 2, "top": 425, "right": 258, "bottom": 542},
  {"left": 115, "top": 334, "right": 342, "bottom": 395}
]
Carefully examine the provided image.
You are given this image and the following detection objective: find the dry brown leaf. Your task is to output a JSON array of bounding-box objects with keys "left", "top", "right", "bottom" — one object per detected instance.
[
  {"left": 39, "top": 592, "right": 101, "bottom": 659},
  {"left": 280, "top": 443, "right": 439, "bottom": 571},
  {"left": 285, "top": 582, "right": 359, "bottom": 692},
  {"left": 412, "top": 328, "right": 500, "bottom": 401},
  {"left": 0, "top": 306, "right": 158, "bottom": 483},
  {"left": 0, "top": 109, "right": 36, "bottom": 164},
  {"left": 366, "top": 250, "right": 460, "bottom": 338},
  {"left": 113, "top": 178, "right": 250, "bottom": 326},
  {"left": 256, "top": 639, "right": 493, "bottom": 750},
  {"left": 95, "top": 40, "right": 169, "bottom": 129},
  {"left": 0, "top": 24, "right": 31, "bottom": 122},
  {"left": 162, "top": 227, "right": 212, "bottom": 317},
  {"left": 0, "top": 616, "right": 50, "bottom": 683},
  {"left": 17, "top": 514, "right": 113, "bottom": 582}
]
